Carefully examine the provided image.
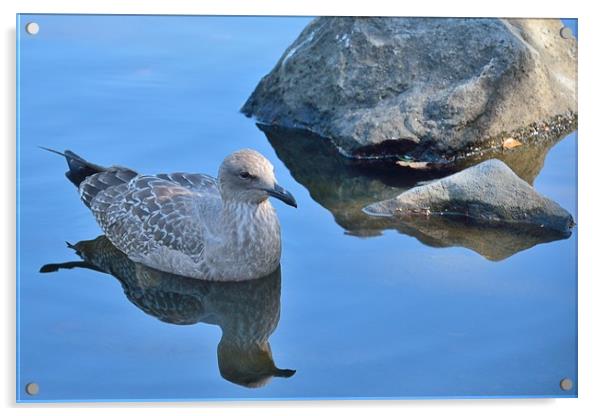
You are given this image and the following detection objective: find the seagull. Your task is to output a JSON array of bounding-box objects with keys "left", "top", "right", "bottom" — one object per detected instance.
[{"left": 42, "top": 148, "right": 297, "bottom": 281}]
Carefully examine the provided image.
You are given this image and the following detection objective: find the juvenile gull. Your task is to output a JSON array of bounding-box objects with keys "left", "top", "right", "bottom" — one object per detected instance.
[{"left": 43, "top": 148, "right": 297, "bottom": 281}]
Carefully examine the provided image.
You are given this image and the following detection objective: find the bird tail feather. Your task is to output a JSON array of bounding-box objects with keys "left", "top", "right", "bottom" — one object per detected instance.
[{"left": 39, "top": 146, "right": 107, "bottom": 187}]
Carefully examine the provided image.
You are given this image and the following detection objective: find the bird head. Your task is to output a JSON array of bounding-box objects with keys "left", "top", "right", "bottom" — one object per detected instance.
[{"left": 218, "top": 149, "right": 297, "bottom": 207}]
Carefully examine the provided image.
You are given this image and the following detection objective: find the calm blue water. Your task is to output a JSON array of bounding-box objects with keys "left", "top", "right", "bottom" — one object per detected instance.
[{"left": 17, "top": 15, "right": 577, "bottom": 401}]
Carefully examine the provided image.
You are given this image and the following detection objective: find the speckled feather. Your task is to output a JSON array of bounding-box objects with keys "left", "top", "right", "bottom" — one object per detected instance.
[{"left": 79, "top": 170, "right": 213, "bottom": 273}]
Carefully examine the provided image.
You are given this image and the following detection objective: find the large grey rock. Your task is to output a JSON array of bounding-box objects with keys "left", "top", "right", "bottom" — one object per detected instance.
[
  {"left": 363, "top": 159, "right": 575, "bottom": 234},
  {"left": 243, "top": 18, "right": 577, "bottom": 164}
]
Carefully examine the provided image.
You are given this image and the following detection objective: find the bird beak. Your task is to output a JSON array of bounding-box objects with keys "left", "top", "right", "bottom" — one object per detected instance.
[{"left": 265, "top": 184, "right": 297, "bottom": 208}]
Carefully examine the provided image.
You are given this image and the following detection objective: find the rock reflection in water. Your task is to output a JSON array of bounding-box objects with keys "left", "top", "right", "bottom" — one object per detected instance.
[
  {"left": 262, "top": 124, "right": 443, "bottom": 237},
  {"left": 261, "top": 124, "right": 571, "bottom": 260},
  {"left": 371, "top": 215, "right": 571, "bottom": 261},
  {"left": 40, "top": 235, "right": 295, "bottom": 388}
]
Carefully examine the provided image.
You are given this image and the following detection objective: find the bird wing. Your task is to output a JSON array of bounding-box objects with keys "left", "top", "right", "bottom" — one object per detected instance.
[{"left": 84, "top": 173, "right": 221, "bottom": 278}]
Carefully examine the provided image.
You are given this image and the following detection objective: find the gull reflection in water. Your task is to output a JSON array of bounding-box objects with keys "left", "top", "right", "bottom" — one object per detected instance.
[{"left": 40, "top": 235, "right": 295, "bottom": 388}]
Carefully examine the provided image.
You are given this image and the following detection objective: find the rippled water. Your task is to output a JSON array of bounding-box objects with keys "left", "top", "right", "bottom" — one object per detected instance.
[{"left": 17, "top": 15, "right": 577, "bottom": 401}]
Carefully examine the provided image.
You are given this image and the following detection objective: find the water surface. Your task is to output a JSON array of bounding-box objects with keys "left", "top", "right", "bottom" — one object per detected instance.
[{"left": 17, "top": 15, "right": 577, "bottom": 401}]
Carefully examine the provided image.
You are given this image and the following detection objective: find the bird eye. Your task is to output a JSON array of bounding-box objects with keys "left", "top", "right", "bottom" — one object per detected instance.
[{"left": 239, "top": 171, "right": 252, "bottom": 179}]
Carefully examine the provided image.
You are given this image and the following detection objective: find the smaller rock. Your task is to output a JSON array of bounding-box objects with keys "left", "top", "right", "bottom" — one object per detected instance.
[{"left": 363, "top": 159, "right": 574, "bottom": 234}]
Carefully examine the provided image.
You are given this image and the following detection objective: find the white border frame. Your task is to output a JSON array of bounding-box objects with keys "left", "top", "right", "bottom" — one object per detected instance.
[{"left": 3, "top": 1, "right": 601, "bottom": 415}]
